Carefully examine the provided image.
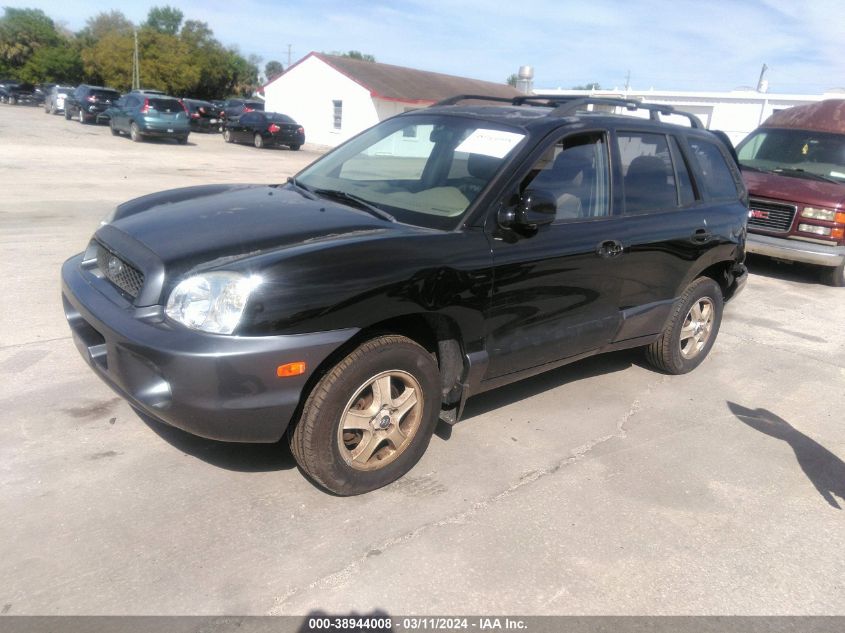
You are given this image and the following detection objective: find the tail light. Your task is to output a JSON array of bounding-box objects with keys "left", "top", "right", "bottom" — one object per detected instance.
[
  {"left": 297, "top": 127, "right": 304, "bottom": 135},
  {"left": 268, "top": 123, "right": 281, "bottom": 133},
  {"left": 191, "top": 113, "right": 200, "bottom": 118},
  {"left": 243, "top": 106, "right": 253, "bottom": 113},
  {"left": 86, "top": 95, "right": 97, "bottom": 102},
  {"left": 140, "top": 98, "right": 151, "bottom": 114}
]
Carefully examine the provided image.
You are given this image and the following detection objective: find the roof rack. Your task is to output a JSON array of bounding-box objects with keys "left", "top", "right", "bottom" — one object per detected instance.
[
  {"left": 433, "top": 94, "right": 704, "bottom": 129},
  {"left": 550, "top": 97, "right": 704, "bottom": 128}
]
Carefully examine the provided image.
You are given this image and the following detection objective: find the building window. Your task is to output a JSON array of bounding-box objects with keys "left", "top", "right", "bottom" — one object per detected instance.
[
  {"left": 333, "top": 100, "right": 342, "bottom": 130},
  {"left": 402, "top": 108, "right": 418, "bottom": 138}
]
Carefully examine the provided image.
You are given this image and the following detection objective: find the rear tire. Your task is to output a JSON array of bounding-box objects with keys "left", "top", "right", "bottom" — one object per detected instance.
[
  {"left": 78, "top": 109, "right": 86, "bottom": 124},
  {"left": 289, "top": 144, "right": 301, "bottom": 151},
  {"left": 130, "top": 122, "right": 142, "bottom": 142},
  {"left": 223, "top": 129, "right": 232, "bottom": 143},
  {"left": 289, "top": 335, "right": 441, "bottom": 495},
  {"left": 253, "top": 133, "right": 264, "bottom": 149},
  {"left": 821, "top": 261, "right": 845, "bottom": 287},
  {"left": 110, "top": 122, "right": 120, "bottom": 136},
  {"left": 177, "top": 136, "right": 188, "bottom": 145},
  {"left": 64, "top": 108, "right": 71, "bottom": 120},
  {"left": 645, "top": 277, "right": 724, "bottom": 375}
]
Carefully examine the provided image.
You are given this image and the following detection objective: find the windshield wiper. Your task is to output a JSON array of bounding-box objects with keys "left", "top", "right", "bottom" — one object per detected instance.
[
  {"left": 772, "top": 167, "right": 840, "bottom": 184},
  {"left": 286, "top": 176, "right": 317, "bottom": 199},
  {"left": 312, "top": 188, "right": 396, "bottom": 222}
]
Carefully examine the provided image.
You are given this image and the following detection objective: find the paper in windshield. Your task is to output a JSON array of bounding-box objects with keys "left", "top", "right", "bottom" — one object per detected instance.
[{"left": 456, "top": 129, "right": 525, "bottom": 159}]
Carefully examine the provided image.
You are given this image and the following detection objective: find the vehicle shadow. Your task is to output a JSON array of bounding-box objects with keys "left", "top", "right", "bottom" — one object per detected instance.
[
  {"left": 728, "top": 401, "right": 845, "bottom": 510},
  {"left": 135, "top": 408, "right": 295, "bottom": 473},
  {"left": 745, "top": 254, "right": 823, "bottom": 285},
  {"left": 459, "top": 348, "right": 638, "bottom": 423}
]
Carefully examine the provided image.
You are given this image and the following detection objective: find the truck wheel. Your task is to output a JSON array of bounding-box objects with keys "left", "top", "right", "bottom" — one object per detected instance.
[
  {"left": 645, "top": 277, "right": 723, "bottom": 374},
  {"left": 821, "top": 261, "right": 845, "bottom": 287},
  {"left": 290, "top": 335, "right": 441, "bottom": 495}
]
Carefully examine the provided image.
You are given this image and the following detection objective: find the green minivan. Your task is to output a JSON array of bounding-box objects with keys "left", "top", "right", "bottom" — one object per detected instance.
[{"left": 108, "top": 92, "right": 190, "bottom": 144}]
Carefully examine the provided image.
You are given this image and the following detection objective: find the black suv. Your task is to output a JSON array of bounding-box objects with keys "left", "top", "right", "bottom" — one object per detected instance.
[
  {"left": 64, "top": 85, "right": 121, "bottom": 124},
  {"left": 61, "top": 96, "right": 748, "bottom": 495}
]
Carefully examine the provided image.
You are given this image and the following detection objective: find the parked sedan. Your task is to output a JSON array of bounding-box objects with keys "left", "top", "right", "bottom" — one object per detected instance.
[
  {"left": 107, "top": 93, "right": 190, "bottom": 143},
  {"left": 180, "top": 98, "right": 220, "bottom": 132},
  {"left": 223, "top": 111, "right": 304, "bottom": 149},
  {"left": 44, "top": 85, "right": 73, "bottom": 114}
]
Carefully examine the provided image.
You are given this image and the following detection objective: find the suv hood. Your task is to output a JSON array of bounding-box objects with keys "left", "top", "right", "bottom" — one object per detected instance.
[
  {"left": 742, "top": 168, "right": 845, "bottom": 209},
  {"left": 98, "top": 184, "right": 406, "bottom": 273}
]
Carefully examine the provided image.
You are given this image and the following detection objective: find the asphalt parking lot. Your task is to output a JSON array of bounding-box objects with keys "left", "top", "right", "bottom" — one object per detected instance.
[{"left": 1, "top": 103, "right": 844, "bottom": 616}]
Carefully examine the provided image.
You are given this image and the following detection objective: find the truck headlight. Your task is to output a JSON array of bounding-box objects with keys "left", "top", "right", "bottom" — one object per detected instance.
[
  {"left": 801, "top": 206, "right": 836, "bottom": 221},
  {"left": 165, "top": 272, "right": 262, "bottom": 334}
]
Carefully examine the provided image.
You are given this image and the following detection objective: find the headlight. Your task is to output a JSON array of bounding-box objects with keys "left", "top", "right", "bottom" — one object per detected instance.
[
  {"left": 165, "top": 272, "right": 262, "bottom": 334},
  {"left": 801, "top": 206, "right": 836, "bottom": 221}
]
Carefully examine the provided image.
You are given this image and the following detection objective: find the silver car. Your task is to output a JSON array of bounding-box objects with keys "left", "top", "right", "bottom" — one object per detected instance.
[{"left": 44, "top": 85, "right": 73, "bottom": 115}]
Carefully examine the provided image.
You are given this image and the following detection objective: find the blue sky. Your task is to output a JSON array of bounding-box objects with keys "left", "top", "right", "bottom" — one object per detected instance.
[{"left": 6, "top": 0, "right": 844, "bottom": 93}]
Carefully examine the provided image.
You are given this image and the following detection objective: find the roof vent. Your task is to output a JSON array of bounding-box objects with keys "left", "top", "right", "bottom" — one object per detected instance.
[{"left": 516, "top": 66, "right": 534, "bottom": 94}]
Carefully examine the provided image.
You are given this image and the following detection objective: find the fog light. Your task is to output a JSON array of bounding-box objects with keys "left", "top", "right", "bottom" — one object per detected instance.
[{"left": 798, "top": 223, "right": 832, "bottom": 236}]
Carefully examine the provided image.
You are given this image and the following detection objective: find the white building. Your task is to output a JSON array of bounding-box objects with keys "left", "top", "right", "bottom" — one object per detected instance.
[
  {"left": 533, "top": 88, "right": 843, "bottom": 145},
  {"left": 263, "top": 52, "right": 520, "bottom": 147}
]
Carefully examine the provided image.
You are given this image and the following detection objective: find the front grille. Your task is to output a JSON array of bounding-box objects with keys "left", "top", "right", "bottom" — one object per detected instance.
[
  {"left": 747, "top": 198, "right": 797, "bottom": 233},
  {"left": 96, "top": 245, "right": 144, "bottom": 298}
]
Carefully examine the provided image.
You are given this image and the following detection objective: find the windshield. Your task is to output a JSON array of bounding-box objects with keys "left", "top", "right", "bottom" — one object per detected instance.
[
  {"left": 737, "top": 128, "right": 845, "bottom": 184},
  {"left": 296, "top": 114, "right": 526, "bottom": 229}
]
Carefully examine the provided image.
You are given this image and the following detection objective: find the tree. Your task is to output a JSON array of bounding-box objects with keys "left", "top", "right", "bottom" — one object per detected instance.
[
  {"left": 145, "top": 6, "right": 183, "bottom": 36},
  {"left": 78, "top": 10, "right": 133, "bottom": 44},
  {"left": 329, "top": 50, "right": 375, "bottom": 62},
  {"left": 265, "top": 60, "right": 283, "bottom": 82},
  {"left": 572, "top": 82, "right": 601, "bottom": 90},
  {"left": 0, "top": 8, "right": 61, "bottom": 75},
  {"left": 20, "top": 45, "right": 83, "bottom": 83},
  {"left": 506, "top": 73, "right": 517, "bottom": 87}
]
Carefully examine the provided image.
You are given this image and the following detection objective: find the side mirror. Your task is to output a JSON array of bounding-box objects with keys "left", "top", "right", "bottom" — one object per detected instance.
[{"left": 498, "top": 189, "right": 557, "bottom": 232}]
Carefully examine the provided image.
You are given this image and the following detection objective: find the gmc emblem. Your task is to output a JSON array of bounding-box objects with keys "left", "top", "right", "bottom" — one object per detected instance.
[{"left": 749, "top": 209, "right": 770, "bottom": 219}]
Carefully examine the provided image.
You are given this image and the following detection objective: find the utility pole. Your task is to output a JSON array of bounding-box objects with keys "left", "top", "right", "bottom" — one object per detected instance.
[
  {"left": 287, "top": 44, "right": 292, "bottom": 68},
  {"left": 624, "top": 69, "right": 630, "bottom": 94},
  {"left": 132, "top": 30, "right": 140, "bottom": 90}
]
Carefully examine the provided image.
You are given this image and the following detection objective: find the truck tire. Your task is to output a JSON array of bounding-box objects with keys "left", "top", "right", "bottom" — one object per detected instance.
[
  {"left": 289, "top": 335, "right": 441, "bottom": 495},
  {"left": 821, "top": 261, "right": 845, "bottom": 287},
  {"left": 645, "top": 277, "right": 724, "bottom": 374}
]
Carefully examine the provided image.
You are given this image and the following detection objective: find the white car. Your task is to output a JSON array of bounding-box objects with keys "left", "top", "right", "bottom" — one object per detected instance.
[{"left": 44, "top": 85, "right": 73, "bottom": 115}]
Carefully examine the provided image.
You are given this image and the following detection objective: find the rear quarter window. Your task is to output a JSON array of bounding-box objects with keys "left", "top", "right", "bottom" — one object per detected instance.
[{"left": 686, "top": 138, "right": 740, "bottom": 200}]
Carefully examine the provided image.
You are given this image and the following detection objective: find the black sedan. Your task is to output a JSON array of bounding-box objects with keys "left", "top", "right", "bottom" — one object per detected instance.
[
  {"left": 180, "top": 98, "right": 220, "bottom": 132},
  {"left": 222, "top": 111, "right": 304, "bottom": 149}
]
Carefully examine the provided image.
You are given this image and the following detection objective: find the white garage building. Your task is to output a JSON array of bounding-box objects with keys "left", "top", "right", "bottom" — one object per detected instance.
[
  {"left": 263, "top": 52, "right": 520, "bottom": 147},
  {"left": 533, "top": 88, "right": 840, "bottom": 145}
]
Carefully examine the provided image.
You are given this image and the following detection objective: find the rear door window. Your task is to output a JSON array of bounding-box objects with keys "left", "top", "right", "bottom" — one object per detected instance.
[{"left": 617, "top": 132, "right": 679, "bottom": 214}]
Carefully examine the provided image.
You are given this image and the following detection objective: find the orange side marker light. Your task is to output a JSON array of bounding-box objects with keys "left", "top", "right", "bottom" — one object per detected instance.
[{"left": 277, "top": 361, "right": 306, "bottom": 378}]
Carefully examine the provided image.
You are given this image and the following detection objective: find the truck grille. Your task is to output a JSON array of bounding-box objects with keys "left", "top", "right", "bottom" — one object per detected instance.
[
  {"left": 747, "top": 198, "right": 797, "bottom": 233},
  {"left": 96, "top": 245, "right": 144, "bottom": 298}
]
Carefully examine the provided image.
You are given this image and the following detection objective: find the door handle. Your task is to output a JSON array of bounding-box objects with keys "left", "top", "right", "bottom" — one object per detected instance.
[
  {"left": 596, "top": 239, "right": 624, "bottom": 258},
  {"left": 692, "top": 228, "right": 713, "bottom": 243}
]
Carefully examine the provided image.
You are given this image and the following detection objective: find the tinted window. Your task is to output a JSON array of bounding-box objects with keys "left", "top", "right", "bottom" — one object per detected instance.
[
  {"left": 91, "top": 89, "right": 119, "bottom": 101},
  {"left": 687, "top": 138, "right": 739, "bottom": 199},
  {"left": 240, "top": 113, "right": 261, "bottom": 125},
  {"left": 521, "top": 133, "right": 610, "bottom": 221},
  {"left": 269, "top": 113, "right": 295, "bottom": 124},
  {"left": 147, "top": 98, "right": 182, "bottom": 113},
  {"left": 245, "top": 101, "right": 264, "bottom": 111},
  {"left": 618, "top": 132, "right": 677, "bottom": 214}
]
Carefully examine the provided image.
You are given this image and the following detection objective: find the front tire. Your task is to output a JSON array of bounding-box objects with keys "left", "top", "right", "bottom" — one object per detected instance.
[
  {"left": 289, "top": 335, "right": 441, "bottom": 495},
  {"left": 78, "top": 109, "right": 86, "bottom": 124},
  {"left": 645, "top": 277, "right": 724, "bottom": 375},
  {"left": 821, "top": 261, "right": 845, "bottom": 287},
  {"left": 110, "top": 122, "right": 120, "bottom": 136}
]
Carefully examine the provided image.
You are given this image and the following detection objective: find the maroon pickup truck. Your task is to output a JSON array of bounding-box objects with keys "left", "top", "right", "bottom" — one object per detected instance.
[{"left": 736, "top": 100, "right": 845, "bottom": 286}]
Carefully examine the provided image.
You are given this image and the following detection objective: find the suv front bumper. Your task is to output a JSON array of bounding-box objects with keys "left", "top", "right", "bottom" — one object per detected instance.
[
  {"left": 747, "top": 232, "right": 845, "bottom": 267},
  {"left": 61, "top": 253, "right": 357, "bottom": 442}
]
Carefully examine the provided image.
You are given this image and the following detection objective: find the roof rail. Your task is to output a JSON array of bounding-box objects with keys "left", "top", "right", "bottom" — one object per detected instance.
[
  {"left": 549, "top": 97, "right": 704, "bottom": 128},
  {"left": 433, "top": 95, "right": 517, "bottom": 106},
  {"left": 433, "top": 94, "right": 704, "bottom": 128}
]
